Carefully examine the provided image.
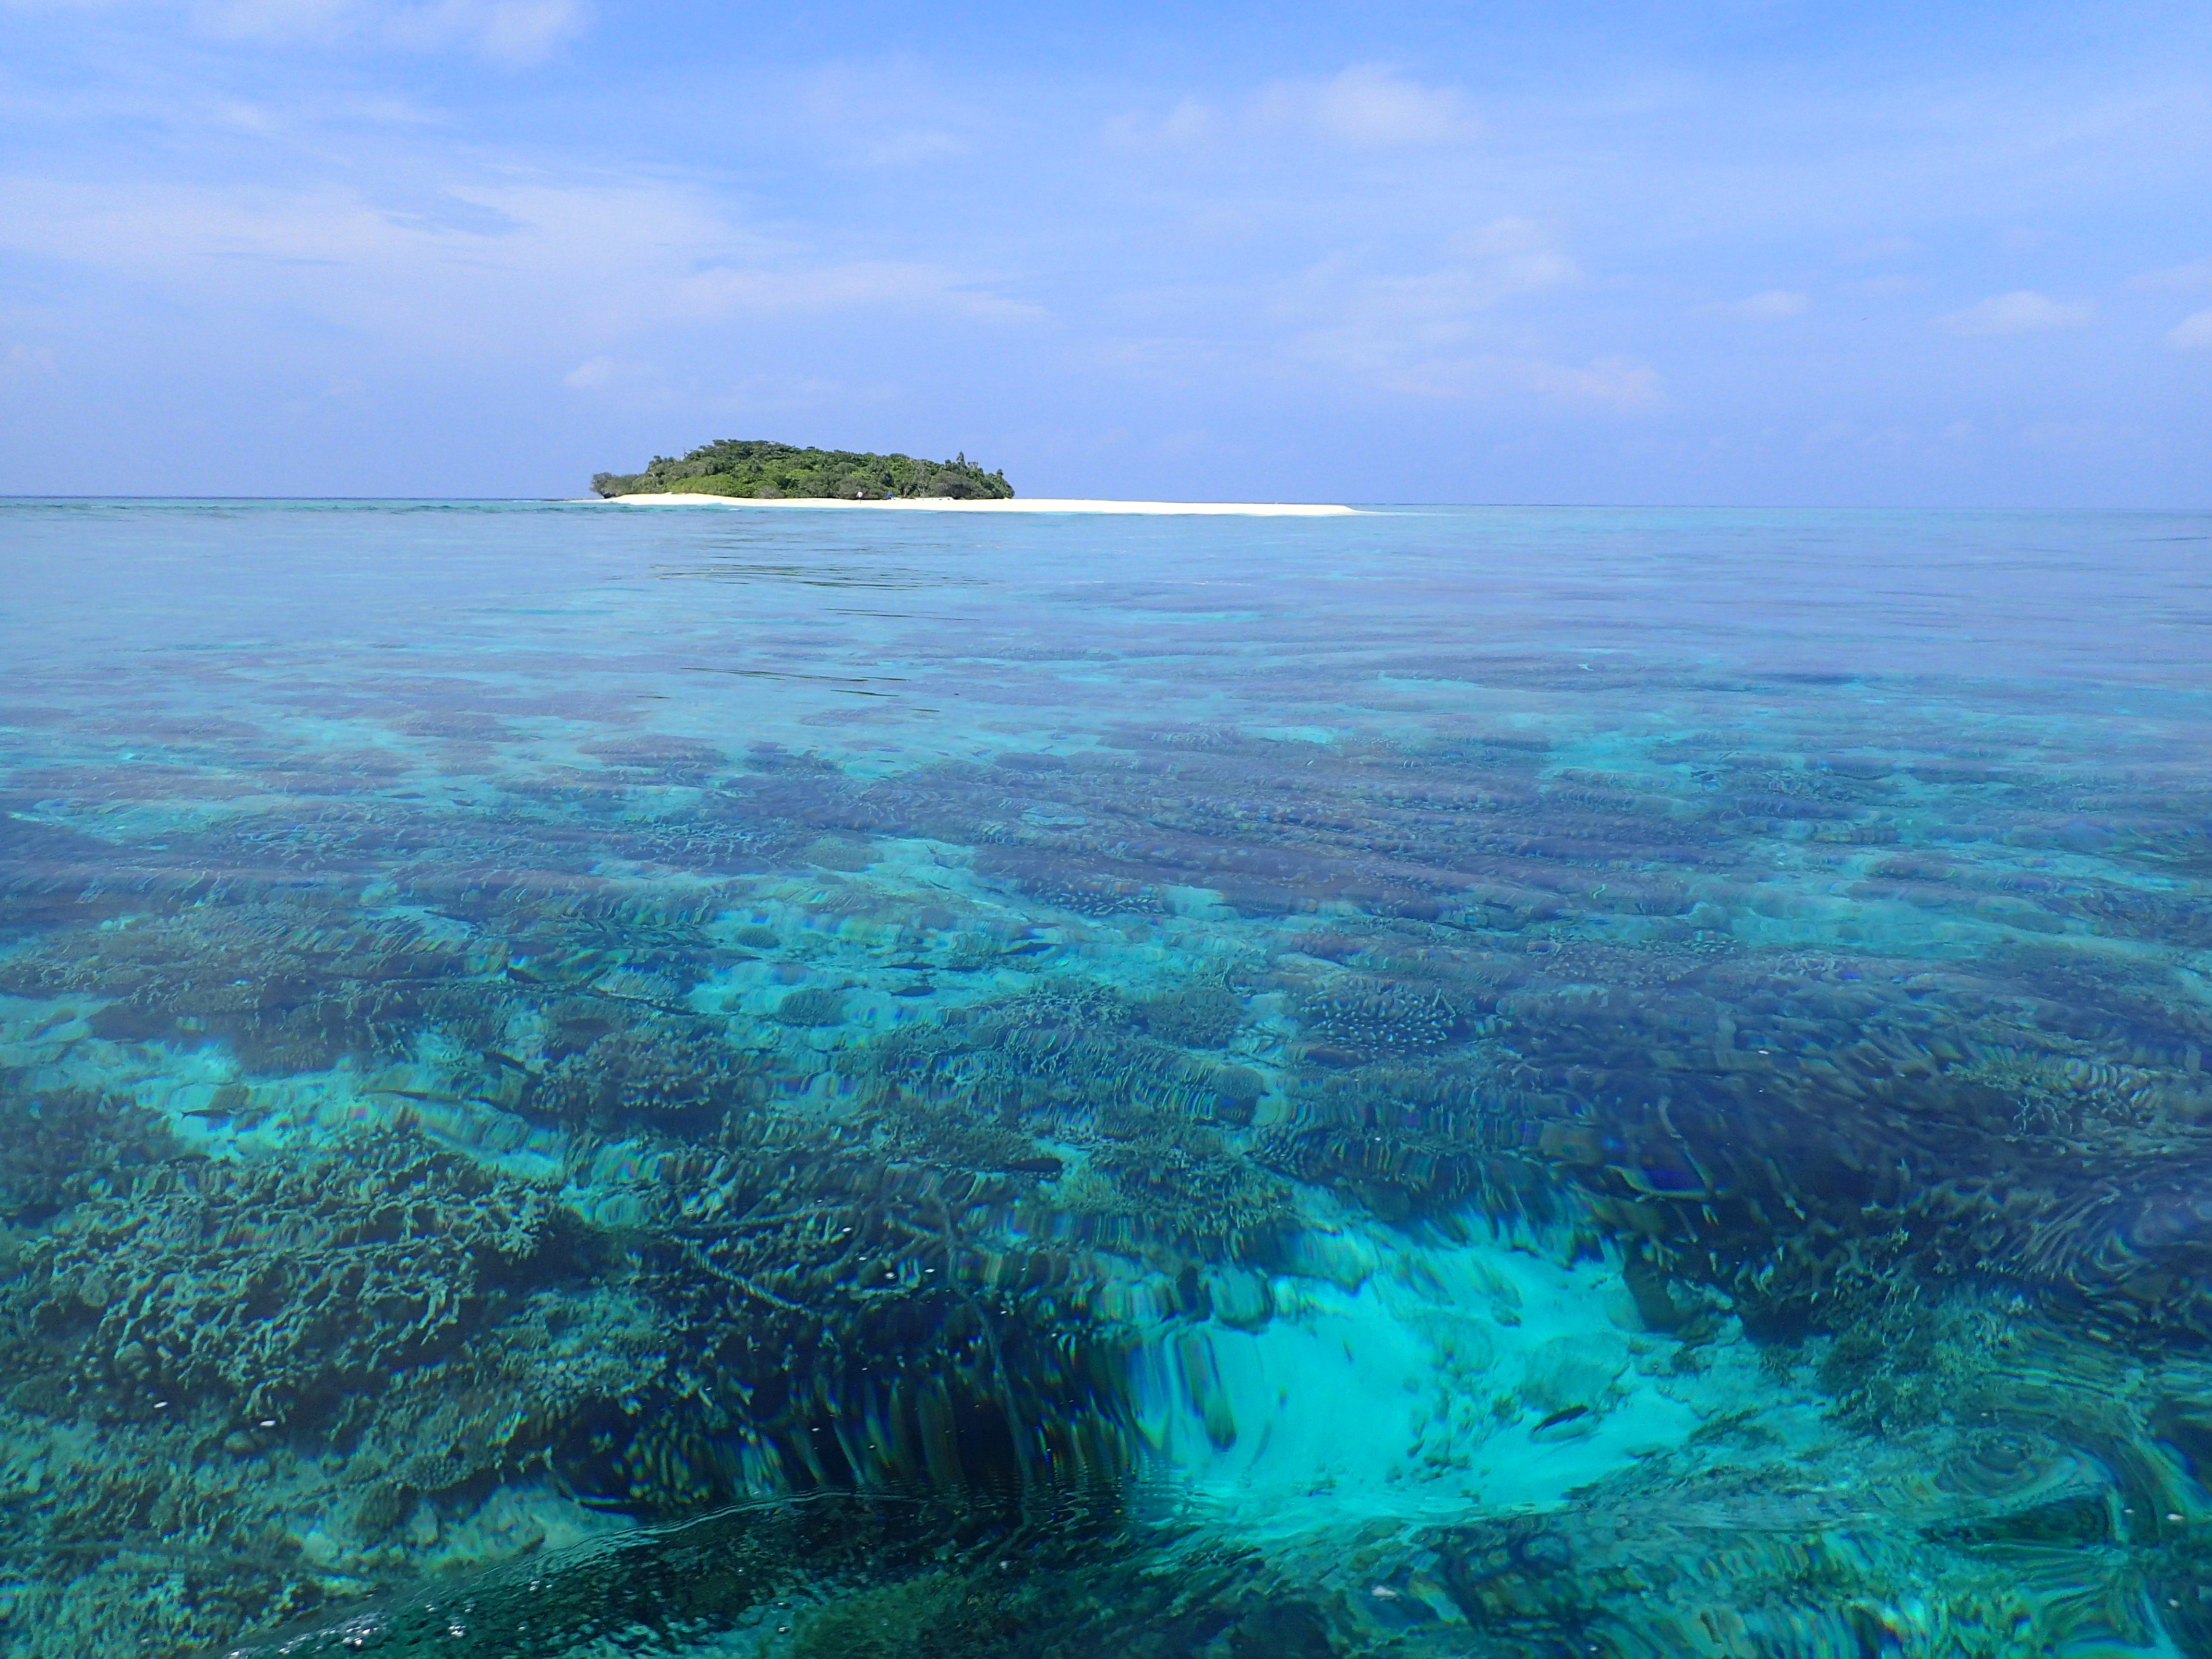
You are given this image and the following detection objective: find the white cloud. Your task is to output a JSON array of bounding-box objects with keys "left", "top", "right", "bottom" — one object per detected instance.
[
  {"left": 676, "top": 261, "right": 1044, "bottom": 321},
  {"left": 1731, "top": 289, "right": 1810, "bottom": 319},
  {"left": 1801, "top": 419, "right": 1936, "bottom": 454},
  {"left": 2170, "top": 309, "right": 2212, "bottom": 350},
  {"left": 24, "top": 0, "right": 593, "bottom": 64},
  {"left": 1446, "top": 217, "right": 1582, "bottom": 293},
  {"left": 1284, "top": 219, "right": 1582, "bottom": 389},
  {"left": 1104, "top": 98, "right": 1213, "bottom": 149},
  {"left": 1265, "top": 223, "right": 1655, "bottom": 411},
  {"left": 190, "top": 0, "right": 349, "bottom": 39},
  {"left": 562, "top": 354, "right": 626, "bottom": 390},
  {"left": 1934, "top": 289, "right": 2095, "bottom": 336},
  {"left": 1844, "top": 274, "right": 1928, "bottom": 296},
  {"left": 0, "top": 174, "right": 1039, "bottom": 355},
  {"left": 1522, "top": 355, "right": 1664, "bottom": 411},
  {"left": 797, "top": 64, "right": 975, "bottom": 168},
  {"left": 1109, "top": 65, "right": 1479, "bottom": 152},
  {"left": 1256, "top": 65, "right": 1479, "bottom": 147},
  {"left": 466, "top": 0, "right": 587, "bottom": 68},
  {"left": 2133, "top": 258, "right": 2212, "bottom": 292},
  {"left": 562, "top": 358, "right": 884, "bottom": 414},
  {"left": 1155, "top": 97, "right": 1214, "bottom": 146}
]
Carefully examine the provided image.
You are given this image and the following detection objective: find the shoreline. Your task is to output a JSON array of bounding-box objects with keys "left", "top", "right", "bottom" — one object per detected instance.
[{"left": 599, "top": 493, "right": 1359, "bottom": 516}]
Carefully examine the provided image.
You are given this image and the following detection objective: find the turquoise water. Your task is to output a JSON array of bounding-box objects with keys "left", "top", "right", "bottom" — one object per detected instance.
[{"left": 2, "top": 499, "right": 2211, "bottom": 1657}]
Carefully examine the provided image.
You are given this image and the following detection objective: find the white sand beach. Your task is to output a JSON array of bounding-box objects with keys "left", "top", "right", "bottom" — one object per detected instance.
[{"left": 602, "top": 493, "right": 1358, "bottom": 516}]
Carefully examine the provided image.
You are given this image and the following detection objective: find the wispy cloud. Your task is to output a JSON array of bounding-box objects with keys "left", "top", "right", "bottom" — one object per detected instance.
[
  {"left": 1263, "top": 222, "right": 1656, "bottom": 410},
  {"left": 1254, "top": 65, "right": 1480, "bottom": 147},
  {"left": 797, "top": 62, "right": 978, "bottom": 168},
  {"left": 1934, "top": 289, "right": 2095, "bottom": 336},
  {"left": 1283, "top": 218, "right": 1584, "bottom": 393},
  {"left": 676, "top": 261, "right": 1043, "bottom": 321},
  {"left": 0, "top": 173, "right": 1039, "bottom": 350},
  {"left": 5, "top": 0, "right": 590, "bottom": 64},
  {"left": 1844, "top": 274, "right": 1929, "bottom": 296},
  {"left": 1724, "top": 289, "right": 1810, "bottom": 319},
  {"left": 2170, "top": 309, "right": 2212, "bottom": 350},
  {"left": 1108, "top": 65, "right": 1480, "bottom": 152},
  {"left": 5, "top": 0, "right": 2211, "bottom": 502},
  {"left": 1522, "top": 355, "right": 1664, "bottom": 412},
  {"left": 561, "top": 354, "right": 641, "bottom": 391},
  {"left": 2132, "top": 257, "right": 2212, "bottom": 292}
]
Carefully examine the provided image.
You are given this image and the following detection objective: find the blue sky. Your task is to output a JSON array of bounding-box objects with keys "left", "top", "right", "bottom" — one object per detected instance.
[{"left": 1, "top": 0, "right": 2208, "bottom": 503}]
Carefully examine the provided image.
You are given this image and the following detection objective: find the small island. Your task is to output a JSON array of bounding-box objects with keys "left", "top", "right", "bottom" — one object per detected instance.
[{"left": 591, "top": 439, "right": 1015, "bottom": 501}]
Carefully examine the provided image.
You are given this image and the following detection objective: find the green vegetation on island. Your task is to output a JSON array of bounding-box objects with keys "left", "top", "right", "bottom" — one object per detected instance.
[{"left": 590, "top": 439, "right": 1014, "bottom": 501}]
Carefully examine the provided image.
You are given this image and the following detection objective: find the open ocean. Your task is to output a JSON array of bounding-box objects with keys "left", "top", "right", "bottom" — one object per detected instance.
[{"left": 3, "top": 498, "right": 2212, "bottom": 1658}]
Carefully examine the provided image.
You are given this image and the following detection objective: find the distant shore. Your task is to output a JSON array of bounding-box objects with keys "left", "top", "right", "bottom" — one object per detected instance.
[{"left": 599, "top": 493, "right": 1359, "bottom": 517}]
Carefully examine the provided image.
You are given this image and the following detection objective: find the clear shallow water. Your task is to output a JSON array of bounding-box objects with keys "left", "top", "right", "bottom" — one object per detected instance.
[{"left": 1, "top": 499, "right": 2211, "bottom": 1657}]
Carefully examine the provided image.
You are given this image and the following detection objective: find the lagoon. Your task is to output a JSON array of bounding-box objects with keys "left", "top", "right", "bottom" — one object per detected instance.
[{"left": 2, "top": 499, "right": 2210, "bottom": 1656}]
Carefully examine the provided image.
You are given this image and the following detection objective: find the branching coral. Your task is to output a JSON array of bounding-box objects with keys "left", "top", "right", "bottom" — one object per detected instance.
[
  {"left": 1295, "top": 975, "right": 1463, "bottom": 1054},
  {"left": 1496, "top": 952, "right": 2212, "bottom": 1351},
  {"left": 337, "top": 1284, "right": 670, "bottom": 1521},
  {"left": 455, "top": 885, "right": 728, "bottom": 989},
  {"left": 0, "top": 1086, "right": 181, "bottom": 1229},
  {"left": 848, "top": 978, "right": 1195, "bottom": 1119},
  {"left": 772, "top": 986, "right": 850, "bottom": 1026},
  {"left": 7, "top": 1411, "right": 328, "bottom": 1659},
  {"left": 525, "top": 1018, "right": 767, "bottom": 1130},
  {"left": 1062, "top": 1105, "right": 1294, "bottom": 1260},
  {"left": 550, "top": 1108, "right": 1134, "bottom": 1516},
  {"left": 0, "top": 904, "right": 481, "bottom": 1072},
  {"left": 1258, "top": 1055, "right": 1564, "bottom": 1224},
  {"left": 1134, "top": 982, "right": 1244, "bottom": 1049},
  {"left": 13, "top": 1130, "right": 587, "bottom": 1425},
  {"left": 834, "top": 978, "right": 1283, "bottom": 1257},
  {"left": 972, "top": 845, "right": 1162, "bottom": 915}
]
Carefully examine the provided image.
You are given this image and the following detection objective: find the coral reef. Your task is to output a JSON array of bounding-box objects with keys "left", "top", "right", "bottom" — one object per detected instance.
[
  {"left": 0, "top": 1411, "right": 330, "bottom": 1657},
  {"left": 0, "top": 905, "right": 480, "bottom": 1072},
  {"left": 214, "top": 1488, "right": 1287, "bottom": 1659},
  {"left": 1133, "top": 981, "right": 1244, "bottom": 1049},
  {"left": 11, "top": 1130, "right": 587, "bottom": 1426},
  {"left": 12, "top": 506, "right": 2212, "bottom": 1657},
  {"left": 837, "top": 978, "right": 1288, "bottom": 1258},
  {"left": 771, "top": 986, "right": 849, "bottom": 1026},
  {"left": 0, "top": 1085, "right": 181, "bottom": 1229},
  {"left": 550, "top": 1103, "right": 1138, "bottom": 1516},
  {"left": 1259, "top": 1056, "right": 1564, "bottom": 1225},
  {"left": 1061, "top": 1113, "right": 1295, "bottom": 1259},
  {"left": 1294, "top": 976, "right": 1463, "bottom": 1055},
  {"left": 525, "top": 1018, "right": 766, "bottom": 1131}
]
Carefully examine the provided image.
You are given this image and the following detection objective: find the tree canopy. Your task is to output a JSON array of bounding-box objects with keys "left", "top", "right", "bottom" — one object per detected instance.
[{"left": 591, "top": 439, "right": 1014, "bottom": 501}]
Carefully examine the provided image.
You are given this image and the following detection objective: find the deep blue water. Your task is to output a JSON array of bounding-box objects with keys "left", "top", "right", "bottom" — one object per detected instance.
[{"left": 2, "top": 500, "right": 2211, "bottom": 1657}]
